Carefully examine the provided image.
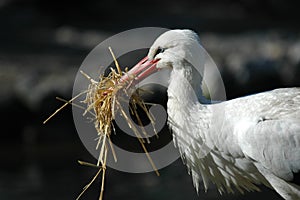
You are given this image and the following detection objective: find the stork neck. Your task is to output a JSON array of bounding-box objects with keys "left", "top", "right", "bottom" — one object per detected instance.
[
  {"left": 167, "top": 66, "right": 211, "bottom": 148},
  {"left": 167, "top": 66, "right": 208, "bottom": 107}
]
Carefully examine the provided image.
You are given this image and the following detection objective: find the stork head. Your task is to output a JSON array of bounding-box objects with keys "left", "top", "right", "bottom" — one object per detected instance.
[
  {"left": 148, "top": 29, "right": 201, "bottom": 70},
  {"left": 120, "top": 29, "right": 205, "bottom": 84}
]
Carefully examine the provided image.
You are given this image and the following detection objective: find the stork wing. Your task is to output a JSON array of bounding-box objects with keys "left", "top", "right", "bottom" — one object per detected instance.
[
  {"left": 209, "top": 88, "right": 300, "bottom": 193},
  {"left": 238, "top": 117, "right": 300, "bottom": 182}
]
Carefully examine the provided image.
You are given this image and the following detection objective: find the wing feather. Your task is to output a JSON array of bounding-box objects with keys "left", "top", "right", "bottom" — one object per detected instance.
[{"left": 239, "top": 118, "right": 300, "bottom": 181}]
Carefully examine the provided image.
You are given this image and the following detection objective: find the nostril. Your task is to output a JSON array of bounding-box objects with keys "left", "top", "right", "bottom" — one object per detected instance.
[
  {"left": 136, "top": 56, "right": 149, "bottom": 66},
  {"left": 150, "top": 58, "right": 161, "bottom": 64}
]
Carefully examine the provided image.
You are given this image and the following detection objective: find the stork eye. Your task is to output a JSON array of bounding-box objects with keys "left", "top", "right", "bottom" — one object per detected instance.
[{"left": 154, "top": 47, "right": 165, "bottom": 58}]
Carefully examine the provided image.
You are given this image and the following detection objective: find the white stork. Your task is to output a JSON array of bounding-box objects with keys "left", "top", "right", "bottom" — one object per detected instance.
[{"left": 121, "top": 29, "right": 300, "bottom": 200}]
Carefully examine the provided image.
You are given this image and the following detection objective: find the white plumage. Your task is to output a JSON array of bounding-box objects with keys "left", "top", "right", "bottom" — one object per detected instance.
[{"left": 124, "top": 29, "right": 300, "bottom": 200}]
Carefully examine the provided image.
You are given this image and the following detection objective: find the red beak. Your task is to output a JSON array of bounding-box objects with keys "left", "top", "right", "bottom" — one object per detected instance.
[{"left": 120, "top": 56, "right": 160, "bottom": 85}]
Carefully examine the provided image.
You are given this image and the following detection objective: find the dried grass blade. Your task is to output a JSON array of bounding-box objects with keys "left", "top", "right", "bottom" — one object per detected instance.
[
  {"left": 108, "top": 47, "right": 122, "bottom": 75},
  {"left": 78, "top": 160, "right": 100, "bottom": 168},
  {"left": 76, "top": 167, "right": 102, "bottom": 200},
  {"left": 99, "top": 148, "right": 107, "bottom": 200},
  {"left": 56, "top": 97, "right": 95, "bottom": 117},
  {"left": 107, "top": 135, "right": 117, "bottom": 162},
  {"left": 115, "top": 100, "right": 159, "bottom": 175},
  {"left": 43, "top": 91, "right": 87, "bottom": 124}
]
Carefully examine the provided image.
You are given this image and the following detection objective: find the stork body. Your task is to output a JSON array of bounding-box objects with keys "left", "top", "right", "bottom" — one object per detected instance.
[
  {"left": 168, "top": 65, "right": 300, "bottom": 199},
  {"left": 124, "top": 29, "right": 300, "bottom": 199}
]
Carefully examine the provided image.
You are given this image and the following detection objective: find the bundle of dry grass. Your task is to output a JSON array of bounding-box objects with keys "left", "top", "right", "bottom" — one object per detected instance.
[{"left": 44, "top": 47, "right": 159, "bottom": 200}]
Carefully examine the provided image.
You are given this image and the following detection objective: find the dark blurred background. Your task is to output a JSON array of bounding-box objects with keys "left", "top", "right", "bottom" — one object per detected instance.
[{"left": 1, "top": 0, "right": 300, "bottom": 199}]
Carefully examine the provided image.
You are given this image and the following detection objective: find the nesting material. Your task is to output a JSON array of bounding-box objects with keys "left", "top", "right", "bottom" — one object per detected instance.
[{"left": 44, "top": 47, "right": 159, "bottom": 200}]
